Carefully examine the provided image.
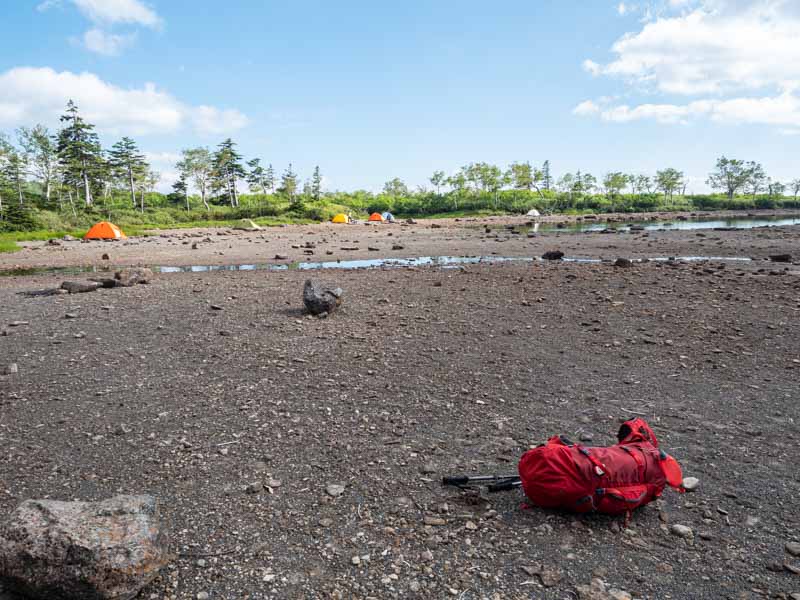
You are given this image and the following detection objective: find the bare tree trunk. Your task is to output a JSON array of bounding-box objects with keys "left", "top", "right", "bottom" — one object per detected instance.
[
  {"left": 45, "top": 179, "right": 51, "bottom": 203},
  {"left": 201, "top": 188, "right": 209, "bottom": 211},
  {"left": 57, "top": 185, "right": 63, "bottom": 211},
  {"left": 129, "top": 167, "right": 136, "bottom": 207},
  {"left": 0, "top": 190, "right": 4, "bottom": 219},
  {"left": 82, "top": 169, "right": 92, "bottom": 206},
  {"left": 17, "top": 178, "right": 23, "bottom": 206},
  {"left": 68, "top": 190, "right": 77, "bottom": 217},
  {"left": 140, "top": 187, "right": 145, "bottom": 213}
]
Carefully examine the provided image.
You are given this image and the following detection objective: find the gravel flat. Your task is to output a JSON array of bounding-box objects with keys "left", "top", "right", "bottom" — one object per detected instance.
[{"left": 1, "top": 218, "right": 799, "bottom": 599}]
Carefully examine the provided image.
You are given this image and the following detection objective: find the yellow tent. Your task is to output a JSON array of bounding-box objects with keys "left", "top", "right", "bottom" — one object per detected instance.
[{"left": 331, "top": 213, "right": 349, "bottom": 224}]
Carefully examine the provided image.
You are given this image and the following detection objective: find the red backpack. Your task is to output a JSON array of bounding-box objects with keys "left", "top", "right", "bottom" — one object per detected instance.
[{"left": 518, "top": 418, "right": 683, "bottom": 515}]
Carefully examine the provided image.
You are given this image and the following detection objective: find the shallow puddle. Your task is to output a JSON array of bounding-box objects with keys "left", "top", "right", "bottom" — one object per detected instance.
[
  {"left": 0, "top": 254, "right": 758, "bottom": 278},
  {"left": 535, "top": 215, "right": 800, "bottom": 233}
]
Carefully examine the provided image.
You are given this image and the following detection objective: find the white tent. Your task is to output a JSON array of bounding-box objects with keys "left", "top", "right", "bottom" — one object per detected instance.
[{"left": 526, "top": 209, "right": 541, "bottom": 217}]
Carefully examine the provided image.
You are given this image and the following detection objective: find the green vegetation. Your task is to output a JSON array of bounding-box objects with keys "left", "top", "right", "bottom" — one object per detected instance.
[{"left": 1, "top": 101, "right": 800, "bottom": 252}]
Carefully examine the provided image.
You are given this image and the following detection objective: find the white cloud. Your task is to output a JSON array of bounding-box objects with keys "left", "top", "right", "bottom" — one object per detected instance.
[
  {"left": 577, "top": 1, "right": 800, "bottom": 131},
  {"left": 574, "top": 88, "right": 800, "bottom": 127},
  {"left": 71, "top": 0, "right": 161, "bottom": 28},
  {"left": 588, "top": 1, "right": 800, "bottom": 95},
  {"left": 0, "top": 67, "right": 248, "bottom": 136},
  {"left": 191, "top": 106, "right": 250, "bottom": 135},
  {"left": 38, "top": 0, "right": 161, "bottom": 56},
  {"left": 572, "top": 100, "right": 601, "bottom": 116},
  {"left": 617, "top": 2, "right": 628, "bottom": 15},
  {"left": 82, "top": 28, "right": 136, "bottom": 56}
]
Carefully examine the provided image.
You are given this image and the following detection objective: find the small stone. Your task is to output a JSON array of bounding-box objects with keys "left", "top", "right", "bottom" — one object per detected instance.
[
  {"left": 423, "top": 516, "right": 446, "bottom": 526},
  {"left": 542, "top": 250, "right": 564, "bottom": 261},
  {"left": 325, "top": 484, "right": 345, "bottom": 497},
  {"left": 579, "top": 432, "right": 594, "bottom": 442},
  {"left": 246, "top": 482, "right": 263, "bottom": 494},
  {"left": 670, "top": 524, "right": 694, "bottom": 539},
  {"left": 101, "top": 253, "right": 110, "bottom": 260},
  {"left": 420, "top": 550, "right": 434, "bottom": 562},
  {"left": 351, "top": 556, "right": 361, "bottom": 566},
  {"left": 5, "top": 363, "right": 18, "bottom": 375},
  {"left": 65, "top": 313, "right": 78, "bottom": 319},
  {"left": 538, "top": 567, "right": 562, "bottom": 587},
  {"left": 520, "top": 564, "right": 541, "bottom": 577},
  {"left": 682, "top": 476, "right": 700, "bottom": 491},
  {"left": 787, "top": 542, "right": 800, "bottom": 557},
  {"left": 420, "top": 463, "right": 436, "bottom": 474},
  {"left": 210, "top": 304, "right": 223, "bottom": 311},
  {"left": 114, "top": 423, "right": 132, "bottom": 436},
  {"left": 609, "top": 590, "right": 632, "bottom": 600},
  {"left": 318, "top": 518, "right": 333, "bottom": 528},
  {"left": 614, "top": 258, "right": 633, "bottom": 268},
  {"left": 465, "top": 521, "right": 477, "bottom": 531},
  {"left": 746, "top": 515, "right": 760, "bottom": 528},
  {"left": 197, "top": 593, "right": 209, "bottom": 600},
  {"left": 195, "top": 559, "right": 207, "bottom": 568}
]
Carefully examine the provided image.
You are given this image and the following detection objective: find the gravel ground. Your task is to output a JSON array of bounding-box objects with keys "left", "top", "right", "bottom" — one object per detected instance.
[
  {"left": 1, "top": 210, "right": 799, "bottom": 271},
  {"left": 1, "top": 221, "right": 799, "bottom": 600}
]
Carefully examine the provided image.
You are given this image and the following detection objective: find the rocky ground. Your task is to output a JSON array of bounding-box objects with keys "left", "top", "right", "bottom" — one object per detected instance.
[
  {"left": 1, "top": 210, "right": 799, "bottom": 271},
  {"left": 0, "top": 217, "right": 799, "bottom": 599}
]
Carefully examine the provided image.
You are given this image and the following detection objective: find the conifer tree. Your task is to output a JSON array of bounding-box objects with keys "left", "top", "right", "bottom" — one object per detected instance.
[{"left": 56, "top": 100, "right": 103, "bottom": 206}]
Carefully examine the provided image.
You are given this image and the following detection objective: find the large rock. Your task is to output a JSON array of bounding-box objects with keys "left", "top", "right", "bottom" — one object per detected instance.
[
  {"left": 769, "top": 254, "right": 792, "bottom": 263},
  {"left": 0, "top": 495, "right": 170, "bottom": 600},
  {"left": 542, "top": 250, "right": 564, "bottom": 261},
  {"left": 114, "top": 268, "right": 153, "bottom": 287},
  {"left": 303, "top": 280, "right": 343, "bottom": 315},
  {"left": 61, "top": 281, "right": 101, "bottom": 294}
]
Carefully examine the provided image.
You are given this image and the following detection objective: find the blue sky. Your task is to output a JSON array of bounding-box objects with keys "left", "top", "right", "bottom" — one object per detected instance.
[{"left": 1, "top": 0, "right": 798, "bottom": 192}]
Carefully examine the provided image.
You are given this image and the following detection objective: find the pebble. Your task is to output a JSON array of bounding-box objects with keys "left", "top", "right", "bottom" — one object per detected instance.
[
  {"left": 420, "top": 463, "right": 436, "bottom": 474},
  {"left": 325, "top": 484, "right": 345, "bottom": 497},
  {"left": 424, "top": 516, "right": 446, "bottom": 526},
  {"left": 682, "top": 476, "right": 700, "bottom": 491},
  {"left": 787, "top": 542, "right": 800, "bottom": 557},
  {"left": 5, "top": 363, "right": 18, "bottom": 375},
  {"left": 197, "top": 593, "right": 209, "bottom": 600},
  {"left": 670, "top": 524, "right": 694, "bottom": 539},
  {"left": 246, "top": 482, "right": 263, "bottom": 494}
]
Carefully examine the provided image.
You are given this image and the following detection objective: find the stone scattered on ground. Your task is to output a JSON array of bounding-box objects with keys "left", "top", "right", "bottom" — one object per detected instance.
[
  {"left": 682, "top": 476, "right": 700, "bottom": 491},
  {"left": 325, "top": 484, "right": 345, "bottom": 497},
  {"left": 542, "top": 250, "right": 564, "bottom": 260},
  {"left": 769, "top": 253, "right": 792, "bottom": 262},
  {"left": 670, "top": 524, "right": 694, "bottom": 539},
  {"left": 614, "top": 257, "right": 633, "bottom": 268},
  {"left": 60, "top": 280, "right": 101, "bottom": 294},
  {"left": 787, "top": 542, "right": 800, "bottom": 557},
  {"left": 0, "top": 495, "right": 170, "bottom": 600},
  {"left": 303, "top": 280, "right": 343, "bottom": 315},
  {"left": 114, "top": 267, "right": 153, "bottom": 287}
]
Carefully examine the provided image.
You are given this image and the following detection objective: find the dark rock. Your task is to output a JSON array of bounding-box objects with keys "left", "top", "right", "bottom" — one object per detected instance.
[
  {"left": 542, "top": 250, "right": 564, "bottom": 261},
  {"left": 303, "top": 280, "right": 343, "bottom": 316},
  {"left": 88, "top": 278, "right": 119, "bottom": 289},
  {"left": 769, "top": 254, "right": 792, "bottom": 263},
  {"left": 61, "top": 235, "right": 76, "bottom": 242},
  {"left": 614, "top": 258, "right": 634, "bottom": 268},
  {"left": 101, "top": 253, "right": 110, "bottom": 260},
  {"left": 0, "top": 495, "right": 170, "bottom": 600},
  {"left": 47, "top": 239, "right": 61, "bottom": 246},
  {"left": 114, "top": 267, "right": 153, "bottom": 287},
  {"left": 274, "top": 254, "right": 289, "bottom": 260},
  {"left": 61, "top": 281, "right": 101, "bottom": 294}
]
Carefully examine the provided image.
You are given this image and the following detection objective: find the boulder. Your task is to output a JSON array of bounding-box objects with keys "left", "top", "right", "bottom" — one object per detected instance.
[
  {"left": 303, "top": 280, "right": 343, "bottom": 315},
  {"left": 61, "top": 281, "right": 101, "bottom": 294},
  {"left": 114, "top": 268, "right": 153, "bottom": 287},
  {"left": 769, "top": 254, "right": 792, "bottom": 263},
  {"left": 234, "top": 219, "right": 262, "bottom": 231},
  {"left": 0, "top": 495, "right": 170, "bottom": 600},
  {"left": 542, "top": 250, "right": 564, "bottom": 261}
]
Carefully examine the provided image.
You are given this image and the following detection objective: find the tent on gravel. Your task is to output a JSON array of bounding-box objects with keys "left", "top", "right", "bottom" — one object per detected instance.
[
  {"left": 381, "top": 212, "right": 395, "bottom": 222},
  {"left": 84, "top": 221, "right": 127, "bottom": 240},
  {"left": 368, "top": 212, "right": 386, "bottom": 222},
  {"left": 526, "top": 209, "right": 541, "bottom": 217},
  {"left": 331, "top": 213, "right": 350, "bottom": 224}
]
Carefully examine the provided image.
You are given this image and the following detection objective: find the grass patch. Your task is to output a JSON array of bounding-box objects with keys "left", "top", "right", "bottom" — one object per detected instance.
[{"left": 0, "top": 239, "right": 20, "bottom": 253}]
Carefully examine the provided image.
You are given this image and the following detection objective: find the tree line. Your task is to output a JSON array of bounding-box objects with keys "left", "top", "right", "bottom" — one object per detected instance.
[{"left": 1, "top": 100, "right": 799, "bottom": 228}]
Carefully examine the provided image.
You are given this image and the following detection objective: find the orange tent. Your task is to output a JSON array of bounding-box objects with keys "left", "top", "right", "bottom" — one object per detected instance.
[
  {"left": 368, "top": 213, "right": 385, "bottom": 222},
  {"left": 84, "top": 221, "right": 127, "bottom": 240}
]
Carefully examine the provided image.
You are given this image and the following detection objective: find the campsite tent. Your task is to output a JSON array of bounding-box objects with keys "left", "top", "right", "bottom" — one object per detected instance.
[
  {"left": 84, "top": 221, "right": 127, "bottom": 240},
  {"left": 381, "top": 212, "right": 395, "bottom": 222},
  {"left": 526, "top": 209, "right": 541, "bottom": 217},
  {"left": 331, "top": 213, "right": 350, "bottom": 224},
  {"left": 368, "top": 212, "right": 385, "bottom": 222}
]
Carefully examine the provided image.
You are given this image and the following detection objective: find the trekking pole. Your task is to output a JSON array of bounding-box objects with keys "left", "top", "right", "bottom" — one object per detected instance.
[{"left": 442, "top": 474, "right": 518, "bottom": 487}]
